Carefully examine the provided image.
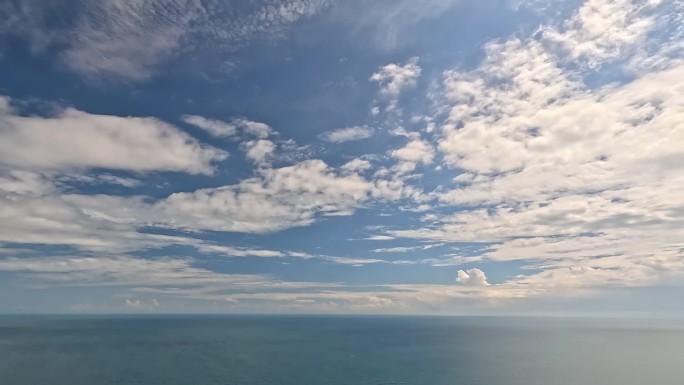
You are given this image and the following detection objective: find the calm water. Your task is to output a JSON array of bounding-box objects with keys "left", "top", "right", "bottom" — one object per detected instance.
[{"left": 0, "top": 315, "right": 682, "bottom": 385}]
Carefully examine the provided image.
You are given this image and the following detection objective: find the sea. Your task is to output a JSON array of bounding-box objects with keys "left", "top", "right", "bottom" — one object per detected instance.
[{"left": 0, "top": 315, "right": 682, "bottom": 385}]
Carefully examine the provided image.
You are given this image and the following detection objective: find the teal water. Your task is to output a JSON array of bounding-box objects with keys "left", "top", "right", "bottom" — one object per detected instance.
[{"left": 0, "top": 316, "right": 682, "bottom": 385}]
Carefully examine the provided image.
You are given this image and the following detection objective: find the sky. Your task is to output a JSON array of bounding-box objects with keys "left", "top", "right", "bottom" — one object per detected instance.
[{"left": 0, "top": 0, "right": 682, "bottom": 316}]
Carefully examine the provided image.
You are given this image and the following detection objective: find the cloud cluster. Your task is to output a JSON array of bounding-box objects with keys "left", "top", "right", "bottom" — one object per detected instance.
[
  {"left": 543, "top": 0, "right": 661, "bottom": 67},
  {"left": 1, "top": 0, "right": 683, "bottom": 314},
  {"left": 394, "top": 0, "right": 684, "bottom": 292},
  {"left": 0, "top": 163, "right": 376, "bottom": 254},
  {"left": 0, "top": 96, "right": 425, "bottom": 265},
  {"left": 157, "top": 159, "right": 373, "bottom": 233}
]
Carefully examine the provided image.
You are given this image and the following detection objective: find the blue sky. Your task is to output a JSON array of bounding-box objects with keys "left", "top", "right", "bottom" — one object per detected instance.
[{"left": 0, "top": 0, "right": 683, "bottom": 315}]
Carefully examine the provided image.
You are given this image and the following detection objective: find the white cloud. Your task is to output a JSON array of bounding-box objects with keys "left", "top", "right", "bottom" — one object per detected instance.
[
  {"left": 0, "top": 170, "right": 55, "bottom": 196},
  {"left": 389, "top": 127, "right": 421, "bottom": 139},
  {"left": 183, "top": 115, "right": 273, "bottom": 139},
  {"left": 286, "top": 251, "right": 316, "bottom": 259},
  {"left": 244, "top": 139, "right": 276, "bottom": 164},
  {"left": 391, "top": 139, "right": 435, "bottom": 165},
  {"left": 393, "top": 0, "right": 684, "bottom": 294},
  {"left": 1, "top": 165, "right": 377, "bottom": 258},
  {"left": 370, "top": 165, "right": 426, "bottom": 202},
  {"left": 318, "top": 126, "right": 374, "bottom": 143},
  {"left": 365, "top": 235, "right": 395, "bottom": 241},
  {"left": 0, "top": 153, "right": 387, "bottom": 256},
  {"left": 456, "top": 268, "right": 490, "bottom": 286},
  {"left": 0, "top": 253, "right": 568, "bottom": 313},
  {"left": 543, "top": 0, "right": 662, "bottom": 68},
  {"left": 2, "top": 0, "right": 682, "bottom": 314},
  {"left": 0, "top": 190, "right": 195, "bottom": 253},
  {"left": 194, "top": 244, "right": 284, "bottom": 258},
  {"left": 156, "top": 159, "right": 373, "bottom": 233},
  {"left": 322, "top": 256, "right": 386, "bottom": 266},
  {"left": 182, "top": 115, "right": 237, "bottom": 138},
  {"left": 373, "top": 246, "right": 419, "bottom": 253},
  {"left": 370, "top": 56, "right": 421, "bottom": 97},
  {"left": 125, "top": 299, "right": 142, "bottom": 308},
  {"left": 0, "top": 100, "right": 227, "bottom": 174},
  {"left": 391, "top": 161, "right": 416, "bottom": 175},
  {"left": 237, "top": 119, "right": 273, "bottom": 139},
  {"left": 341, "top": 158, "right": 372, "bottom": 173},
  {"left": 373, "top": 243, "right": 443, "bottom": 253}
]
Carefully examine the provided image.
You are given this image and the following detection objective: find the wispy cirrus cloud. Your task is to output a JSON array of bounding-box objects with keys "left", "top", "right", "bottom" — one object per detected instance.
[
  {"left": 0, "top": 0, "right": 334, "bottom": 81},
  {"left": 182, "top": 115, "right": 238, "bottom": 138}
]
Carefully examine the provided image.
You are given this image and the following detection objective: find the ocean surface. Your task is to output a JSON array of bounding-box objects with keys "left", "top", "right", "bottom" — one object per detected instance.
[{"left": 0, "top": 315, "right": 682, "bottom": 385}]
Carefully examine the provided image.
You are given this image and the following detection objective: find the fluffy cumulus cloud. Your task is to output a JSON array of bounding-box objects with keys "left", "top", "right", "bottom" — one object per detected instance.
[
  {"left": 456, "top": 268, "right": 489, "bottom": 286},
  {"left": 244, "top": 139, "right": 276, "bottom": 164},
  {"left": 318, "top": 126, "right": 374, "bottom": 143},
  {"left": 341, "top": 158, "right": 372, "bottom": 173},
  {"left": 370, "top": 56, "right": 421, "bottom": 97},
  {"left": 0, "top": 99, "right": 227, "bottom": 174},
  {"left": 391, "top": 138, "right": 435, "bottom": 165},
  {"left": 237, "top": 119, "right": 273, "bottom": 139}
]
